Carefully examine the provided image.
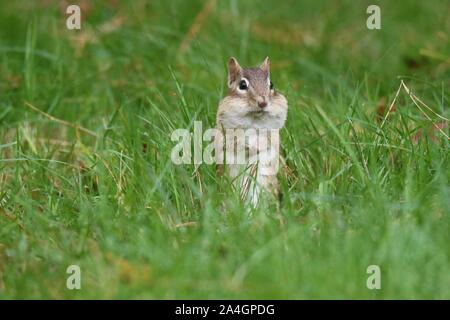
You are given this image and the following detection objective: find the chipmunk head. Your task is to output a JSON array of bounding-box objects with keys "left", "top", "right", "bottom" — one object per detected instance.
[
  {"left": 228, "top": 57, "right": 274, "bottom": 110},
  {"left": 218, "top": 57, "right": 288, "bottom": 130}
]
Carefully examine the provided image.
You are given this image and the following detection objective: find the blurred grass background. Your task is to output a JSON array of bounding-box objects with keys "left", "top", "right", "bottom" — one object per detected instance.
[{"left": 0, "top": 0, "right": 449, "bottom": 298}]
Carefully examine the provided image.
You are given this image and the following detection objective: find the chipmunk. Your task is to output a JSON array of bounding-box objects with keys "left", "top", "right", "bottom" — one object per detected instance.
[{"left": 215, "top": 57, "right": 288, "bottom": 207}]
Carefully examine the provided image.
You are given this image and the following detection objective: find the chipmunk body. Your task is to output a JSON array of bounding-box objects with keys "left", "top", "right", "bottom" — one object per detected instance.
[{"left": 215, "top": 57, "right": 288, "bottom": 207}]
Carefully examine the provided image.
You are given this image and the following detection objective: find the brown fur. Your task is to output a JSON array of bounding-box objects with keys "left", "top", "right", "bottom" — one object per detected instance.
[{"left": 215, "top": 57, "right": 288, "bottom": 207}]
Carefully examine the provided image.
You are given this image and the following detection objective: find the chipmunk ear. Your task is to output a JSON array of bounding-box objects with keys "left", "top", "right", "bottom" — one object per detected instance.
[
  {"left": 260, "top": 56, "right": 270, "bottom": 74},
  {"left": 228, "top": 57, "right": 242, "bottom": 86}
]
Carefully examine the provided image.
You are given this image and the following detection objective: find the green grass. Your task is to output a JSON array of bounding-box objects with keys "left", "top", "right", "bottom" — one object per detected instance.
[{"left": 0, "top": 0, "right": 449, "bottom": 299}]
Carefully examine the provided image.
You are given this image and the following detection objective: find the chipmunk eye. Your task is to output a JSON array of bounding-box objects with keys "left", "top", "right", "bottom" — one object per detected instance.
[
  {"left": 239, "top": 79, "right": 249, "bottom": 90},
  {"left": 270, "top": 81, "right": 274, "bottom": 90}
]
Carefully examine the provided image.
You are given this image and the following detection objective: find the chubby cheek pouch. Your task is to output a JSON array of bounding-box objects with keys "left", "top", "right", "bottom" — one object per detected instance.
[
  {"left": 270, "top": 97, "right": 279, "bottom": 107},
  {"left": 228, "top": 88, "right": 239, "bottom": 96}
]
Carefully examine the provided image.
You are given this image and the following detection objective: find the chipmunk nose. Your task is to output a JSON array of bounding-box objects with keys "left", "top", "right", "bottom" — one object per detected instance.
[{"left": 258, "top": 101, "right": 268, "bottom": 108}]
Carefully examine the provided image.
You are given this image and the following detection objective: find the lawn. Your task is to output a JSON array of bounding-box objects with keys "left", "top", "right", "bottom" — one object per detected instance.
[{"left": 0, "top": 0, "right": 449, "bottom": 299}]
